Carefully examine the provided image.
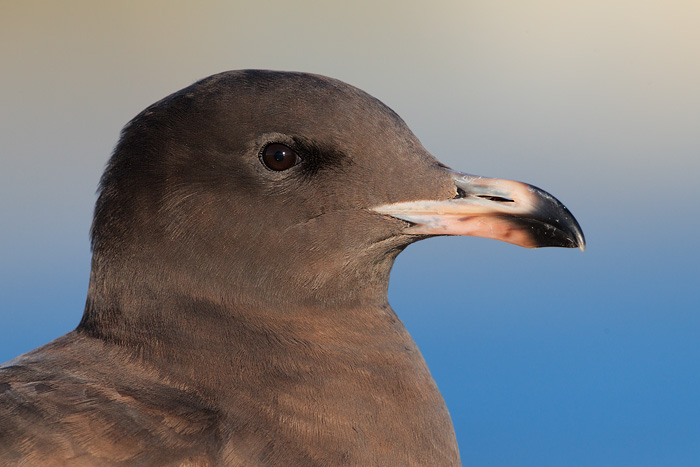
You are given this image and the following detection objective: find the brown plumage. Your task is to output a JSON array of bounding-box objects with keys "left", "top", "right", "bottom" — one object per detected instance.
[{"left": 0, "top": 70, "right": 584, "bottom": 465}]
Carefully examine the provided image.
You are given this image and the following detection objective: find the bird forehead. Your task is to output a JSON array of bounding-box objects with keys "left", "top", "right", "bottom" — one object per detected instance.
[{"left": 182, "top": 71, "right": 410, "bottom": 138}]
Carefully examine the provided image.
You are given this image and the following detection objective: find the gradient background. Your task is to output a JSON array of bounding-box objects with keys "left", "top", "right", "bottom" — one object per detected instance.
[{"left": 2, "top": 1, "right": 698, "bottom": 465}]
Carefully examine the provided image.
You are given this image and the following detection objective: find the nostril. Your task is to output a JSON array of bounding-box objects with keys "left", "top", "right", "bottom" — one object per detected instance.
[
  {"left": 477, "top": 195, "right": 514, "bottom": 203},
  {"left": 454, "top": 187, "right": 514, "bottom": 203}
]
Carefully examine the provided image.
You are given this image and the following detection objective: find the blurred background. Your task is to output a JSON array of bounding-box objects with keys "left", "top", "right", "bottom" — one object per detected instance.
[{"left": 1, "top": 1, "right": 698, "bottom": 465}]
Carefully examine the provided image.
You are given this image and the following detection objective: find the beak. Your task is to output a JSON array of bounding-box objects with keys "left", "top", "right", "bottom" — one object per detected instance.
[{"left": 372, "top": 171, "right": 586, "bottom": 251}]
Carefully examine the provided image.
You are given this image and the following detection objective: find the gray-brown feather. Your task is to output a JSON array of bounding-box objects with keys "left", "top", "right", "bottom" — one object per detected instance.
[
  {"left": 1, "top": 70, "right": 461, "bottom": 466},
  {"left": 0, "top": 333, "right": 219, "bottom": 466}
]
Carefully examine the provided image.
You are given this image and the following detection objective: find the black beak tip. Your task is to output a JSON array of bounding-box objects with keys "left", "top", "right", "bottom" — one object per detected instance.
[
  {"left": 560, "top": 208, "right": 586, "bottom": 252},
  {"left": 573, "top": 227, "right": 586, "bottom": 252},
  {"left": 525, "top": 202, "right": 586, "bottom": 252},
  {"left": 531, "top": 187, "right": 586, "bottom": 252},
  {"left": 555, "top": 218, "right": 586, "bottom": 252}
]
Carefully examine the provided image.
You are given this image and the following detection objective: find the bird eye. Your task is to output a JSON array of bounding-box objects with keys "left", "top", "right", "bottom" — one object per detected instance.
[{"left": 261, "top": 143, "right": 299, "bottom": 171}]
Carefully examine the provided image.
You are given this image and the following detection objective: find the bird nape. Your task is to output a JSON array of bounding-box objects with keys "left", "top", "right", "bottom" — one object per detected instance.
[{"left": 0, "top": 70, "right": 584, "bottom": 466}]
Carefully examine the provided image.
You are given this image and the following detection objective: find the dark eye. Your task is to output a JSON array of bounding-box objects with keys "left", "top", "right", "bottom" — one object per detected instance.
[{"left": 261, "top": 143, "right": 299, "bottom": 171}]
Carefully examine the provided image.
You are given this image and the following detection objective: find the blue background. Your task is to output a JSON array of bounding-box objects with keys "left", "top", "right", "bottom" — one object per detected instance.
[{"left": 2, "top": 2, "right": 699, "bottom": 465}]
